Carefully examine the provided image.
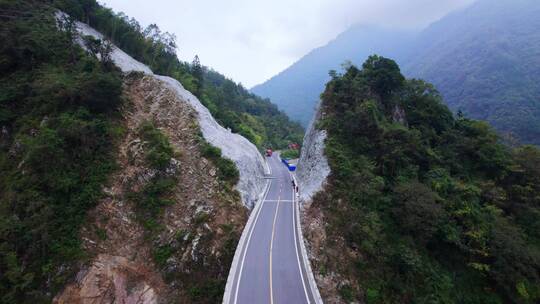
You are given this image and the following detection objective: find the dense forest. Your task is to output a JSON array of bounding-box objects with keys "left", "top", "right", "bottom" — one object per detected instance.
[
  {"left": 0, "top": 0, "right": 124, "bottom": 301},
  {"left": 314, "top": 55, "right": 540, "bottom": 303},
  {"left": 53, "top": 0, "right": 304, "bottom": 149}
]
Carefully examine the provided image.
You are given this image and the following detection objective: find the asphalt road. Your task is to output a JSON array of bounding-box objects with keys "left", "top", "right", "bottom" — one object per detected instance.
[{"left": 227, "top": 154, "right": 314, "bottom": 304}]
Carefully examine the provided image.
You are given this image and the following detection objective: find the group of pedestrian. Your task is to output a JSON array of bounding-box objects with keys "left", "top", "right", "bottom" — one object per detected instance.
[{"left": 292, "top": 179, "right": 299, "bottom": 193}]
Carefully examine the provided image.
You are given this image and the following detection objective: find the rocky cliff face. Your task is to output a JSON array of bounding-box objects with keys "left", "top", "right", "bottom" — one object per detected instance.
[
  {"left": 154, "top": 76, "right": 267, "bottom": 208},
  {"left": 74, "top": 17, "right": 267, "bottom": 209},
  {"left": 296, "top": 103, "right": 330, "bottom": 205},
  {"left": 55, "top": 73, "right": 248, "bottom": 304}
]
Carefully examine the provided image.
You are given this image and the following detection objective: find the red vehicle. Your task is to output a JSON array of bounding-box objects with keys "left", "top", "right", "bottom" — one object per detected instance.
[{"left": 266, "top": 149, "right": 273, "bottom": 157}]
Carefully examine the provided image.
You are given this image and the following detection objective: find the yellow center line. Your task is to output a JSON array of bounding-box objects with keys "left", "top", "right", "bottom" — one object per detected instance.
[{"left": 269, "top": 185, "right": 282, "bottom": 304}]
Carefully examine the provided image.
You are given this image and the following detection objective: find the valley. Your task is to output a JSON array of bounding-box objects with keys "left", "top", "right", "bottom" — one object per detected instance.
[{"left": 1, "top": 1, "right": 539, "bottom": 304}]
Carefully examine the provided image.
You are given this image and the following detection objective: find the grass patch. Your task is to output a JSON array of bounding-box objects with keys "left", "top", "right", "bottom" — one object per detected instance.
[
  {"left": 130, "top": 123, "right": 178, "bottom": 241},
  {"left": 153, "top": 244, "right": 174, "bottom": 268},
  {"left": 188, "top": 279, "right": 225, "bottom": 303},
  {"left": 201, "top": 142, "right": 239, "bottom": 186},
  {"left": 139, "top": 121, "right": 175, "bottom": 170}
]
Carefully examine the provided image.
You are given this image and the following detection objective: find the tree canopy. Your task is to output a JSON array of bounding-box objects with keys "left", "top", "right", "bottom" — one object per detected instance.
[{"left": 0, "top": 1, "right": 123, "bottom": 301}]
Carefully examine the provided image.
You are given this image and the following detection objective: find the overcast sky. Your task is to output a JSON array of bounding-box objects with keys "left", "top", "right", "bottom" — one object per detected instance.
[{"left": 99, "top": 0, "right": 476, "bottom": 87}]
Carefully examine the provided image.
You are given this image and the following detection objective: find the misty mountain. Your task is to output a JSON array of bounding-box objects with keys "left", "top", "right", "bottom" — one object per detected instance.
[
  {"left": 252, "top": 26, "right": 416, "bottom": 126},
  {"left": 403, "top": 0, "right": 540, "bottom": 144},
  {"left": 252, "top": 0, "right": 540, "bottom": 145}
]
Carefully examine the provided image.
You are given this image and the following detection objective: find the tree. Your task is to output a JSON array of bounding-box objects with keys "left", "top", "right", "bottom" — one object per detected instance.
[
  {"left": 99, "top": 39, "right": 114, "bottom": 68},
  {"left": 191, "top": 55, "right": 203, "bottom": 98},
  {"left": 57, "top": 13, "right": 78, "bottom": 63},
  {"left": 362, "top": 55, "right": 405, "bottom": 101},
  {"left": 392, "top": 182, "right": 446, "bottom": 243},
  {"left": 82, "top": 36, "right": 114, "bottom": 68}
]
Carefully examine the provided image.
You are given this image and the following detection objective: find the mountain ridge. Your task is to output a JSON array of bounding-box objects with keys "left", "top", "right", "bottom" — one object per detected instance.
[{"left": 252, "top": 24, "right": 415, "bottom": 125}]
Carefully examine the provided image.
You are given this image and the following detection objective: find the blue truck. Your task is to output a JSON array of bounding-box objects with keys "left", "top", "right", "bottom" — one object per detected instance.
[{"left": 281, "top": 158, "right": 297, "bottom": 172}]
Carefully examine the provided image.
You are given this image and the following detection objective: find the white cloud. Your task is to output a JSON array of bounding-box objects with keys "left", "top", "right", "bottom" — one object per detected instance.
[{"left": 99, "top": 0, "right": 476, "bottom": 87}]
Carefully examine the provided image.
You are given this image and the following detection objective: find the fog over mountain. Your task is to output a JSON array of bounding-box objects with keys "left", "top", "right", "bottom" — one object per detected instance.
[
  {"left": 100, "top": 0, "right": 474, "bottom": 87},
  {"left": 403, "top": 0, "right": 540, "bottom": 144},
  {"left": 253, "top": 0, "right": 540, "bottom": 145}
]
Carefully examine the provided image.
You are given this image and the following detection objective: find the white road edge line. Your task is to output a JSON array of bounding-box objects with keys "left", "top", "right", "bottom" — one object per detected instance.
[
  {"left": 291, "top": 173, "right": 311, "bottom": 304},
  {"left": 226, "top": 156, "right": 272, "bottom": 304},
  {"left": 232, "top": 189, "right": 267, "bottom": 304},
  {"left": 269, "top": 187, "right": 281, "bottom": 304},
  {"left": 278, "top": 152, "right": 310, "bottom": 303}
]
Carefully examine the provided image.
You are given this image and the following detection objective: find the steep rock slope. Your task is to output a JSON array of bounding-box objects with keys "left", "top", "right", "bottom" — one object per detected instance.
[
  {"left": 295, "top": 104, "right": 337, "bottom": 302},
  {"left": 53, "top": 18, "right": 267, "bottom": 303},
  {"left": 296, "top": 103, "right": 330, "bottom": 204},
  {"left": 54, "top": 0, "right": 304, "bottom": 151},
  {"left": 75, "top": 19, "right": 266, "bottom": 208},
  {"left": 0, "top": 4, "right": 268, "bottom": 302},
  {"left": 56, "top": 74, "right": 248, "bottom": 303}
]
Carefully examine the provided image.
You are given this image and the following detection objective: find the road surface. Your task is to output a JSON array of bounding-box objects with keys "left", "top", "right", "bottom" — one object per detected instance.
[{"left": 225, "top": 153, "right": 318, "bottom": 304}]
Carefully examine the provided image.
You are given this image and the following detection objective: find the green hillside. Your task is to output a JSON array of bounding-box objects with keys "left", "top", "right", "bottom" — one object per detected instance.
[
  {"left": 403, "top": 0, "right": 540, "bottom": 146},
  {"left": 0, "top": 1, "right": 123, "bottom": 301},
  {"left": 314, "top": 55, "right": 540, "bottom": 303}
]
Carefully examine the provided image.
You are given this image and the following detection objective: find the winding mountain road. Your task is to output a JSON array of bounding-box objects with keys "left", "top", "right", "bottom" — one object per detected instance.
[{"left": 224, "top": 153, "right": 321, "bottom": 304}]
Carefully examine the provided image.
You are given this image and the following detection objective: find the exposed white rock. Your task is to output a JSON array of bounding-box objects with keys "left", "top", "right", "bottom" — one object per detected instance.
[
  {"left": 156, "top": 75, "right": 267, "bottom": 207},
  {"left": 296, "top": 103, "right": 330, "bottom": 204},
  {"left": 75, "top": 20, "right": 154, "bottom": 74},
  {"left": 70, "top": 16, "right": 266, "bottom": 208}
]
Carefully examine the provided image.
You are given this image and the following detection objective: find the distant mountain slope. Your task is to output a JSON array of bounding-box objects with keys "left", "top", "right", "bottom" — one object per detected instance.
[
  {"left": 251, "top": 26, "right": 415, "bottom": 126},
  {"left": 403, "top": 0, "right": 540, "bottom": 144},
  {"left": 253, "top": 0, "right": 540, "bottom": 145}
]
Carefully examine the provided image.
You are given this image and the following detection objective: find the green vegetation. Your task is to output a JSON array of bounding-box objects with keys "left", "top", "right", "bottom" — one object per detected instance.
[
  {"left": 201, "top": 70, "right": 304, "bottom": 148},
  {"left": 129, "top": 122, "right": 177, "bottom": 233},
  {"left": 317, "top": 55, "right": 540, "bottom": 303},
  {"left": 201, "top": 141, "right": 240, "bottom": 187},
  {"left": 139, "top": 121, "right": 175, "bottom": 170},
  {"left": 280, "top": 149, "right": 300, "bottom": 159},
  {"left": 153, "top": 244, "right": 174, "bottom": 268},
  {"left": 188, "top": 279, "right": 225, "bottom": 303},
  {"left": 402, "top": 0, "right": 540, "bottom": 146},
  {"left": 53, "top": 0, "right": 304, "bottom": 149},
  {"left": 0, "top": 1, "right": 123, "bottom": 302}
]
